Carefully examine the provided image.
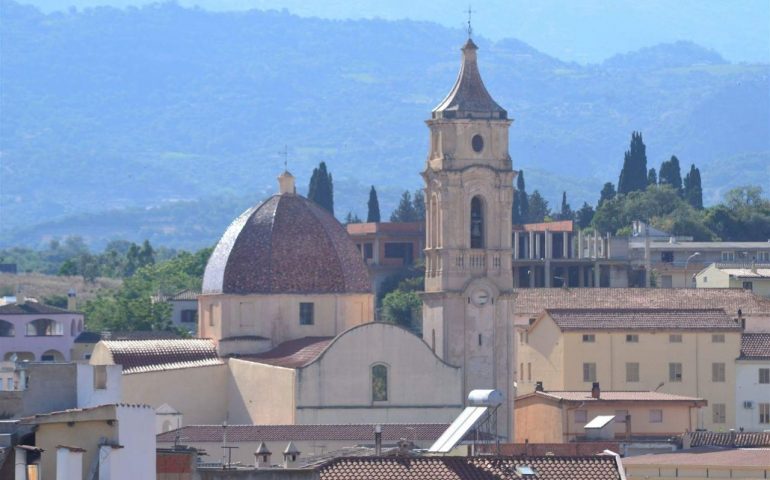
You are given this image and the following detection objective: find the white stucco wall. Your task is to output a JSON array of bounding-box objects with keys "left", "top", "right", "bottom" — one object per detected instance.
[
  {"left": 112, "top": 405, "right": 156, "bottom": 480},
  {"left": 735, "top": 359, "right": 770, "bottom": 431},
  {"left": 76, "top": 363, "right": 122, "bottom": 408}
]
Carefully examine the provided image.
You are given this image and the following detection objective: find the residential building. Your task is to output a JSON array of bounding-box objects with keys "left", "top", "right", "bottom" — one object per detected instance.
[
  {"left": 623, "top": 448, "right": 770, "bottom": 480},
  {"left": 510, "top": 287, "right": 770, "bottom": 332},
  {"left": 516, "top": 308, "right": 742, "bottom": 430},
  {"left": 735, "top": 332, "right": 770, "bottom": 431},
  {"left": 0, "top": 300, "right": 84, "bottom": 362},
  {"left": 696, "top": 262, "right": 770, "bottom": 298},
  {"left": 20, "top": 403, "right": 155, "bottom": 480},
  {"left": 71, "top": 330, "right": 183, "bottom": 362},
  {"left": 514, "top": 386, "right": 706, "bottom": 443},
  {"left": 512, "top": 221, "right": 629, "bottom": 288}
]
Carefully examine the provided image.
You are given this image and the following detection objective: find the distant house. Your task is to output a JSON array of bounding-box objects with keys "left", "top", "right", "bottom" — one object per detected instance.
[
  {"left": 514, "top": 385, "right": 706, "bottom": 444},
  {"left": 696, "top": 263, "right": 770, "bottom": 298},
  {"left": 0, "top": 300, "right": 84, "bottom": 362},
  {"left": 151, "top": 289, "right": 199, "bottom": 333}
]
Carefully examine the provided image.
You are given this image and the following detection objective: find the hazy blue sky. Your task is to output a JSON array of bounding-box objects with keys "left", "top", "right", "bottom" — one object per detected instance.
[{"left": 18, "top": 0, "right": 770, "bottom": 63}]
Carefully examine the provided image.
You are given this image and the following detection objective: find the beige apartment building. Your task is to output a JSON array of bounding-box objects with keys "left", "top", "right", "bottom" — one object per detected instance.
[{"left": 517, "top": 308, "right": 742, "bottom": 431}]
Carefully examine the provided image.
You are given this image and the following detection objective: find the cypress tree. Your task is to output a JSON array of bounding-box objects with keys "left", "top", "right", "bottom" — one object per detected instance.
[
  {"left": 559, "top": 191, "right": 573, "bottom": 220},
  {"left": 618, "top": 131, "right": 648, "bottom": 194},
  {"left": 599, "top": 182, "right": 616, "bottom": 207},
  {"left": 648, "top": 168, "right": 657, "bottom": 185},
  {"left": 576, "top": 202, "right": 595, "bottom": 229},
  {"left": 513, "top": 170, "right": 529, "bottom": 224},
  {"left": 367, "top": 186, "right": 381, "bottom": 223},
  {"left": 683, "top": 164, "right": 703, "bottom": 209},
  {"left": 308, "top": 162, "right": 334, "bottom": 215},
  {"left": 659, "top": 155, "right": 683, "bottom": 195}
]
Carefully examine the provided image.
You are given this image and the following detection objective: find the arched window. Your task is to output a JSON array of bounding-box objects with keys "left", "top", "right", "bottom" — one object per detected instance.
[
  {"left": 41, "top": 349, "right": 64, "bottom": 362},
  {"left": 372, "top": 364, "right": 388, "bottom": 402},
  {"left": 0, "top": 320, "right": 15, "bottom": 337},
  {"left": 470, "top": 196, "right": 485, "bottom": 249},
  {"left": 26, "top": 319, "right": 63, "bottom": 336}
]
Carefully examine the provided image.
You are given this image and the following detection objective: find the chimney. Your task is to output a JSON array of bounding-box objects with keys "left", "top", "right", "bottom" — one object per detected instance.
[
  {"left": 254, "top": 442, "right": 271, "bottom": 468},
  {"left": 278, "top": 171, "right": 296, "bottom": 195},
  {"left": 624, "top": 414, "right": 632, "bottom": 441},
  {"left": 282, "top": 442, "right": 300, "bottom": 468},
  {"left": 535, "top": 381, "right": 544, "bottom": 392},
  {"left": 374, "top": 424, "right": 382, "bottom": 456},
  {"left": 67, "top": 289, "right": 77, "bottom": 311},
  {"left": 591, "top": 382, "right": 600, "bottom": 399}
]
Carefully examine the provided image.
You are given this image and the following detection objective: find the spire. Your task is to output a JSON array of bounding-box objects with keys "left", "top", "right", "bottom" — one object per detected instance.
[{"left": 432, "top": 40, "right": 507, "bottom": 120}]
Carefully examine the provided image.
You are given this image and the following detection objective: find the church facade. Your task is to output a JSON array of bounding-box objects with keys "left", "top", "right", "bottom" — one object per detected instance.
[{"left": 422, "top": 38, "right": 516, "bottom": 437}]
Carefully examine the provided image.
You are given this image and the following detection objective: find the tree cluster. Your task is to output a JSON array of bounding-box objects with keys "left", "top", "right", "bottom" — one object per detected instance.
[
  {"left": 390, "top": 190, "right": 425, "bottom": 223},
  {"left": 308, "top": 162, "right": 334, "bottom": 215}
]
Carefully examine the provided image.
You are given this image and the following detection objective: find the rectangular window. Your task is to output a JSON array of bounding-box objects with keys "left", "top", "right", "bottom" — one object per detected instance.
[
  {"left": 626, "top": 362, "right": 640, "bottom": 382},
  {"left": 757, "top": 251, "right": 770, "bottom": 262},
  {"left": 93, "top": 365, "right": 107, "bottom": 390},
  {"left": 721, "top": 251, "right": 735, "bottom": 262},
  {"left": 712, "top": 362, "right": 726, "bottom": 382},
  {"left": 583, "top": 363, "right": 597, "bottom": 383},
  {"left": 743, "top": 281, "right": 753, "bottom": 291},
  {"left": 649, "top": 409, "right": 663, "bottom": 423},
  {"left": 626, "top": 334, "right": 639, "bottom": 343},
  {"left": 712, "top": 404, "right": 726, "bottom": 424},
  {"left": 7, "top": 379, "right": 12, "bottom": 390},
  {"left": 520, "top": 363, "right": 524, "bottom": 381},
  {"left": 0, "top": 381, "right": 4, "bottom": 391},
  {"left": 582, "top": 334, "right": 595, "bottom": 343},
  {"left": 384, "top": 242, "right": 413, "bottom": 265},
  {"left": 759, "top": 368, "right": 770, "bottom": 384},
  {"left": 615, "top": 410, "right": 628, "bottom": 424},
  {"left": 669, "top": 334, "right": 683, "bottom": 343},
  {"left": 669, "top": 363, "right": 683, "bottom": 382},
  {"left": 711, "top": 334, "right": 725, "bottom": 343},
  {"left": 574, "top": 409, "right": 587, "bottom": 424},
  {"left": 661, "top": 251, "right": 674, "bottom": 263},
  {"left": 181, "top": 309, "right": 197, "bottom": 323},
  {"left": 363, "top": 243, "right": 373, "bottom": 260},
  {"left": 527, "top": 362, "right": 532, "bottom": 382},
  {"left": 759, "top": 403, "right": 770, "bottom": 424},
  {"left": 299, "top": 302, "right": 314, "bottom": 325}
]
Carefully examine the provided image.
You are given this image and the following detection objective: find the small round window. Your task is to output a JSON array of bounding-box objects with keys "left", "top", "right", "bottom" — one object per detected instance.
[{"left": 472, "top": 134, "right": 484, "bottom": 153}]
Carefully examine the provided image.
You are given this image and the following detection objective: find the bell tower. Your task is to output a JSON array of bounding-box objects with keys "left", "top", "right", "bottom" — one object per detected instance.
[{"left": 422, "top": 38, "right": 515, "bottom": 437}]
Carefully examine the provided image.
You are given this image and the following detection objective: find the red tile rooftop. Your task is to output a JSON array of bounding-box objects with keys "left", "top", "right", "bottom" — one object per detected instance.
[
  {"left": 237, "top": 336, "right": 334, "bottom": 368},
  {"left": 101, "top": 339, "right": 223, "bottom": 374},
  {"left": 524, "top": 390, "right": 705, "bottom": 403},
  {"left": 685, "top": 431, "right": 770, "bottom": 448},
  {"left": 543, "top": 308, "right": 740, "bottom": 331},
  {"left": 740, "top": 333, "right": 770, "bottom": 359}
]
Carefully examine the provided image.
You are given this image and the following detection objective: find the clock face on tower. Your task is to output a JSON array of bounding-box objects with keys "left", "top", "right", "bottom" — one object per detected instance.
[{"left": 471, "top": 288, "right": 490, "bottom": 307}]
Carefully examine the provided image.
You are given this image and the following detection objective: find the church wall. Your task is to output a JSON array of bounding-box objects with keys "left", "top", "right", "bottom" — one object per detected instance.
[
  {"left": 295, "top": 323, "right": 463, "bottom": 425},
  {"left": 121, "top": 364, "right": 228, "bottom": 426},
  {"left": 199, "top": 293, "right": 373, "bottom": 348},
  {"left": 227, "top": 358, "right": 295, "bottom": 425},
  {"left": 516, "top": 316, "right": 565, "bottom": 394}
]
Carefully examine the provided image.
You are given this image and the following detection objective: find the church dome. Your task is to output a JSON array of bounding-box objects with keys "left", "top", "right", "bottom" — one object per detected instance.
[{"left": 202, "top": 184, "right": 371, "bottom": 295}]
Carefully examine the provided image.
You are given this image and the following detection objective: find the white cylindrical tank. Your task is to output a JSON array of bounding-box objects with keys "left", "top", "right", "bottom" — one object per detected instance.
[{"left": 467, "top": 389, "right": 503, "bottom": 407}]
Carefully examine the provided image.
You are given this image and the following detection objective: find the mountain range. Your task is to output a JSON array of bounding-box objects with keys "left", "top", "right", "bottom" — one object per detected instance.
[{"left": 1, "top": 1, "right": 768, "bottom": 249}]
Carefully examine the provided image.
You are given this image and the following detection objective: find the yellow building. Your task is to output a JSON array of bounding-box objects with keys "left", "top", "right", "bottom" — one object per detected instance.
[
  {"left": 696, "top": 263, "right": 770, "bottom": 299},
  {"left": 517, "top": 308, "right": 742, "bottom": 431},
  {"left": 514, "top": 387, "right": 706, "bottom": 443}
]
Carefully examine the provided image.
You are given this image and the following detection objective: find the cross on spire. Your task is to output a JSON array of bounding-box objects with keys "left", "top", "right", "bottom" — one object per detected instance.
[
  {"left": 278, "top": 144, "right": 289, "bottom": 171},
  {"left": 466, "top": 5, "right": 475, "bottom": 38}
]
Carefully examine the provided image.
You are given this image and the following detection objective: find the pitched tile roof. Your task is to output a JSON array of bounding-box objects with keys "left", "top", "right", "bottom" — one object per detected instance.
[
  {"left": 622, "top": 447, "right": 770, "bottom": 467},
  {"left": 317, "top": 456, "right": 622, "bottom": 480},
  {"left": 686, "top": 431, "right": 770, "bottom": 448},
  {"left": 543, "top": 308, "right": 740, "bottom": 331},
  {"left": 740, "top": 333, "right": 770, "bottom": 359},
  {"left": 0, "top": 301, "right": 77, "bottom": 315},
  {"left": 100, "top": 339, "right": 223, "bottom": 374},
  {"left": 714, "top": 266, "right": 770, "bottom": 279},
  {"left": 156, "top": 424, "right": 451, "bottom": 443},
  {"left": 512, "top": 288, "right": 770, "bottom": 317},
  {"left": 75, "top": 330, "right": 183, "bottom": 344},
  {"left": 527, "top": 390, "right": 705, "bottom": 403},
  {"left": 238, "top": 336, "right": 334, "bottom": 368},
  {"left": 203, "top": 194, "right": 371, "bottom": 295}
]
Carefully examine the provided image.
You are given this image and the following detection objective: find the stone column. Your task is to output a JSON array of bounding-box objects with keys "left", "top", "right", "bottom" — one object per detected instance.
[
  {"left": 563, "top": 232, "right": 569, "bottom": 258},
  {"left": 513, "top": 232, "right": 519, "bottom": 260},
  {"left": 578, "top": 231, "right": 583, "bottom": 259},
  {"left": 529, "top": 231, "right": 535, "bottom": 260}
]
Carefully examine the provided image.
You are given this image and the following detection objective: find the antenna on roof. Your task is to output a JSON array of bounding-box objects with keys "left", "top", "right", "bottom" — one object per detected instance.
[
  {"left": 278, "top": 145, "right": 289, "bottom": 172},
  {"left": 465, "top": 5, "right": 475, "bottom": 39}
]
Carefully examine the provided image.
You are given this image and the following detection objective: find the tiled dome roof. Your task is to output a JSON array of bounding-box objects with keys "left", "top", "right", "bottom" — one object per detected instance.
[{"left": 203, "top": 193, "right": 371, "bottom": 295}]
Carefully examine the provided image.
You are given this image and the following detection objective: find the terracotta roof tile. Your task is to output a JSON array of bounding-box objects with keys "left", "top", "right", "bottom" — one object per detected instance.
[
  {"left": 544, "top": 308, "right": 740, "bottom": 331},
  {"left": 686, "top": 431, "right": 770, "bottom": 448},
  {"left": 156, "top": 424, "right": 451, "bottom": 443},
  {"left": 0, "top": 301, "right": 76, "bottom": 315},
  {"left": 530, "top": 390, "right": 704, "bottom": 403},
  {"left": 101, "top": 339, "right": 223, "bottom": 374},
  {"left": 512, "top": 288, "right": 770, "bottom": 317},
  {"left": 740, "top": 333, "right": 770, "bottom": 359},
  {"left": 622, "top": 447, "right": 770, "bottom": 467},
  {"left": 238, "top": 337, "right": 334, "bottom": 368},
  {"left": 318, "top": 456, "right": 622, "bottom": 480},
  {"left": 203, "top": 194, "right": 371, "bottom": 295}
]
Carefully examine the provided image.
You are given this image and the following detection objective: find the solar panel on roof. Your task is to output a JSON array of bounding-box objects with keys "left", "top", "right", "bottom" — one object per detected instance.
[{"left": 427, "top": 406, "right": 487, "bottom": 453}]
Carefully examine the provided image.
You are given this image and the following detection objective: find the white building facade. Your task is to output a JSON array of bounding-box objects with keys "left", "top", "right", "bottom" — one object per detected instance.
[{"left": 735, "top": 333, "right": 770, "bottom": 431}]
